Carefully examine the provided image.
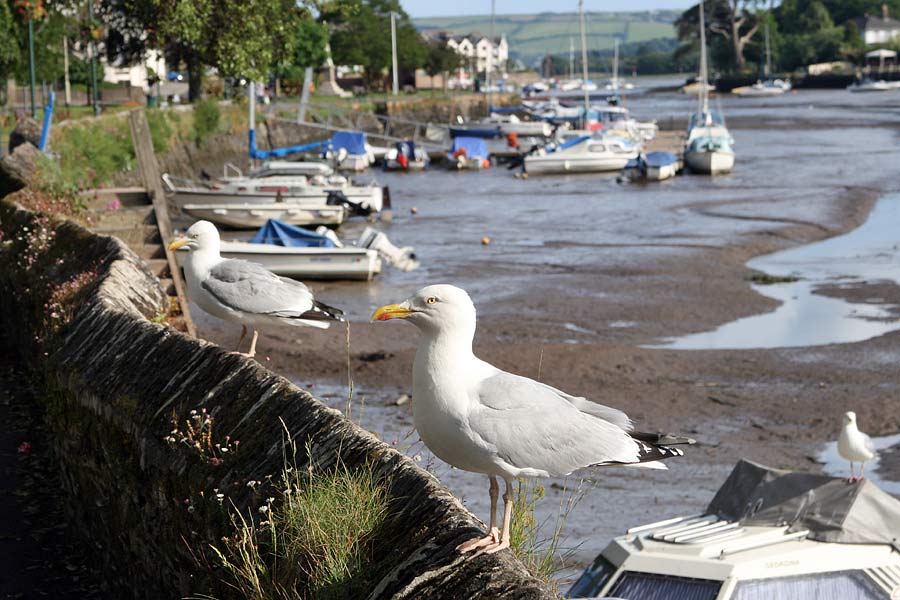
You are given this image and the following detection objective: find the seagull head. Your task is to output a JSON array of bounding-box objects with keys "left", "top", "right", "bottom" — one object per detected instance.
[
  {"left": 844, "top": 411, "right": 857, "bottom": 426},
  {"left": 168, "top": 220, "right": 220, "bottom": 254},
  {"left": 371, "top": 284, "right": 476, "bottom": 336}
]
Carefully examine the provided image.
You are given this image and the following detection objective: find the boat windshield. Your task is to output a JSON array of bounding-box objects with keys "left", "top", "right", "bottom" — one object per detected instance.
[
  {"left": 731, "top": 571, "right": 883, "bottom": 600},
  {"left": 605, "top": 571, "right": 721, "bottom": 600},
  {"left": 567, "top": 555, "right": 616, "bottom": 597}
]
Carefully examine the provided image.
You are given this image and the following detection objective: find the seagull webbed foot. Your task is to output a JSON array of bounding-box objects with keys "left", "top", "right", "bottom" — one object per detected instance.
[{"left": 456, "top": 527, "right": 500, "bottom": 554}]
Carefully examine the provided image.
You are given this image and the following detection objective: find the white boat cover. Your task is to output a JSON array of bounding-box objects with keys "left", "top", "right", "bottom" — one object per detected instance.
[{"left": 706, "top": 459, "right": 900, "bottom": 547}]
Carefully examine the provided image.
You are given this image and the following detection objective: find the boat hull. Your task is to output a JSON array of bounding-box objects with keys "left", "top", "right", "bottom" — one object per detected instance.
[
  {"left": 176, "top": 243, "right": 380, "bottom": 280},
  {"left": 525, "top": 154, "right": 633, "bottom": 174},
  {"left": 685, "top": 150, "right": 734, "bottom": 175},
  {"left": 181, "top": 204, "right": 346, "bottom": 229},
  {"left": 171, "top": 187, "right": 381, "bottom": 208}
]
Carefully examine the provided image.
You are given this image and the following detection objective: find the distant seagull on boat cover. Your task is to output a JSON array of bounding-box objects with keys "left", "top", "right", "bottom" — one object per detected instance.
[
  {"left": 169, "top": 220, "right": 343, "bottom": 358},
  {"left": 372, "top": 284, "right": 692, "bottom": 555},
  {"left": 838, "top": 411, "right": 876, "bottom": 482}
]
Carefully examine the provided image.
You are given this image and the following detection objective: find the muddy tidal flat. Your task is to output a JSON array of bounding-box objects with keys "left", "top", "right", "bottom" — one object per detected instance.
[{"left": 193, "top": 88, "right": 900, "bottom": 585}]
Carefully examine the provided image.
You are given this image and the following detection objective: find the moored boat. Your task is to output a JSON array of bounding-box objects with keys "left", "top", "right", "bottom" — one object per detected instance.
[
  {"left": 622, "top": 151, "right": 681, "bottom": 182},
  {"left": 524, "top": 133, "right": 639, "bottom": 175},
  {"left": 384, "top": 140, "right": 429, "bottom": 171},
  {"left": 568, "top": 459, "right": 900, "bottom": 599},
  {"left": 447, "top": 137, "right": 491, "bottom": 170},
  {"left": 180, "top": 202, "right": 346, "bottom": 229}
]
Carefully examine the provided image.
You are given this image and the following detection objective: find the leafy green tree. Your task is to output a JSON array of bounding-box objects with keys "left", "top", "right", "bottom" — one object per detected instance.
[
  {"left": 424, "top": 39, "right": 460, "bottom": 90},
  {"left": 676, "top": 0, "right": 762, "bottom": 72},
  {"left": 324, "top": 0, "right": 426, "bottom": 90},
  {"left": 97, "top": 0, "right": 306, "bottom": 101},
  {"left": 0, "top": 1, "right": 18, "bottom": 82}
]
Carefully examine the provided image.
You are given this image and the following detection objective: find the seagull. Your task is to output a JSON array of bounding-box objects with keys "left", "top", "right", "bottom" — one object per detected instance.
[
  {"left": 168, "top": 220, "right": 343, "bottom": 357},
  {"left": 837, "top": 411, "right": 876, "bottom": 482},
  {"left": 372, "top": 284, "right": 692, "bottom": 555}
]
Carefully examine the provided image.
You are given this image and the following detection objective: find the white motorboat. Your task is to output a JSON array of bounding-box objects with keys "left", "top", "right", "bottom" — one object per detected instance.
[
  {"left": 588, "top": 104, "right": 657, "bottom": 143},
  {"left": 524, "top": 133, "right": 639, "bottom": 174},
  {"left": 383, "top": 140, "right": 429, "bottom": 171},
  {"left": 734, "top": 79, "right": 791, "bottom": 97},
  {"left": 568, "top": 459, "right": 900, "bottom": 600},
  {"left": 483, "top": 113, "right": 553, "bottom": 137},
  {"left": 174, "top": 221, "right": 418, "bottom": 280},
  {"left": 163, "top": 173, "right": 385, "bottom": 215},
  {"left": 321, "top": 131, "right": 375, "bottom": 171},
  {"left": 447, "top": 137, "right": 491, "bottom": 170},
  {"left": 734, "top": 27, "right": 791, "bottom": 98},
  {"left": 180, "top": 203, "right": 346, "bottom": 229},
  {"left": 848, "top": 78, "right": 894, "bottom": 93},
  {"left": 622, "top": 151, "right": 681, "bottom": 182},
  {"left": 684, "top": 1, "right": 735, "bottom": 176}
]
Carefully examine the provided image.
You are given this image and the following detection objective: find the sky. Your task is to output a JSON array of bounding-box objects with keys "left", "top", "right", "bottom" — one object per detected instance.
[{"left": 405, "top": 0, "right": 695, "bottom": 18}]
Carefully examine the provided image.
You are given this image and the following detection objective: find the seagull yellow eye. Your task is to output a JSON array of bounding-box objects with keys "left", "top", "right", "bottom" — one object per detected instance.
[{"left": 426, "top": 297, "right": 438, "bottom": 304}]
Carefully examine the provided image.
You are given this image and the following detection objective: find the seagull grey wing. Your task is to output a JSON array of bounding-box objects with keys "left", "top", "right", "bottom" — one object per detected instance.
[
  {"left": 533, "top": 381, "right": 632, "bottom": 431},
  {"left": 469, "top": 372, "right": 640, "bottom": 477},
  {"left": 202, "top": 259, "right": 315, "bottom": 317},
  {"left": 863, "top": 433, "right": 876, "bottom": 455}
]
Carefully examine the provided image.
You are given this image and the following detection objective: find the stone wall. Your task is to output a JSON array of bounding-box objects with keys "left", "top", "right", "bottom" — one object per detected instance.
[{"left": 0, "top": 195, "right": 554, "bottom": 599}]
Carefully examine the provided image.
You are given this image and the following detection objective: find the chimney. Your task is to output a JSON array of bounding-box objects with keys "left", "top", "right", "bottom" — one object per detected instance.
[{"left": 884, "top": 3, "right": 889, "bottom": 19}]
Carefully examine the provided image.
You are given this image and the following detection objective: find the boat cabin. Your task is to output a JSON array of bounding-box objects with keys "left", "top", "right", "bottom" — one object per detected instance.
[{"left": 568, "top": 460, "right": 900, "bottom": 600}]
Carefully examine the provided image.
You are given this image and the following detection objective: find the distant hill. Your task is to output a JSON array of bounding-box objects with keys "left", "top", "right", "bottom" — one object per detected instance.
[{"left": 414, "top": 11, "right": 679, "bottom": 64}]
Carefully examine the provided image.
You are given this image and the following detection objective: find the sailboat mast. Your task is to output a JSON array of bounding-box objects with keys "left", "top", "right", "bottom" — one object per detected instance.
[
  {"left": 613, "top": 38, "right": 619, "bottom": 89},
  {"left": 579, "top": 0, "right": 589, "bottom": 112},
  {"left": 764, "top": 24, "right": 771, "bottom": 79},
  {"left": 698, "top": 0, "right": 709, "bottom": 115},
  {"left": 569, "top": 37, "right": 575, "bottom": 80}
]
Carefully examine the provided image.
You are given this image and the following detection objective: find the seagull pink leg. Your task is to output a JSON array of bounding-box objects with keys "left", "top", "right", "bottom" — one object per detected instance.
[
  {"left": 481, "top": 478, "right": 513, "bottom": 555},
  {"left": 243, "top": 330, "right": 259, "bottom": 358},
  {"left": 859, "top": 461, "right": 867, "bottom": 481},
  {"left": 235, "top": 325, "right": 248, "bottom": 352},
  {"left": 457, "top": 476, "right": 501, "bottom": 553},
  {"left": 847, "top": 461, "right": 855, "bottom": 483}
]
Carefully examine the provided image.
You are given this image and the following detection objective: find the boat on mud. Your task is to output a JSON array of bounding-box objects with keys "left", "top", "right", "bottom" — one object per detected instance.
[
  {"left": 524, "top": 133, "right": 639, "bottom": 175},
  {"left": 447, "top": 137, "right": 491, "bottom": 170},
  {"left": 174, "top": 219, "right": 418, "bottom": 280},
  {"left": 622, "top": 151, "right": 681, "bottom": 182},
  {"left": 568, "top": 459, "right": 900, "bottom": 599},
  {"left": 384, "top": 140, "right": 429, "bottom": 171}
]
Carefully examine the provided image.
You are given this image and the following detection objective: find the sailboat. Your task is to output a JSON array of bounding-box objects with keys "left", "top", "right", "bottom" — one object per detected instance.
[
  {"left": 684, "top": 1, "right": 735, "bottom": 175},
  {"left": 733, "top": 25, "right": 791, "bottom": 97}
]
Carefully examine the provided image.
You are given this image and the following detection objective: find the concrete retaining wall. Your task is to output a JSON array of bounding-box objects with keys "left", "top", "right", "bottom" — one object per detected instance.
[{"left": 0, "top": 195, "right": 554, "bottom": 599}]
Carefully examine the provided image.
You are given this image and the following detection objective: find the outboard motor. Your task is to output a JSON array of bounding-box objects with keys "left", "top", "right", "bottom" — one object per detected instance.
[
  {"left": 357, "top": 227, "right": 419, "bottom": 272},
  {"left": 326, "top": 190, "right": 373, "bottom": 217}
]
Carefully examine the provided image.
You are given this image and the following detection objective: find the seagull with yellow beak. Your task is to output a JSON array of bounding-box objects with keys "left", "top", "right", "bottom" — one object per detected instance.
[
  {"left": 372, "top": 284, "right": 691, "bottom": 555},
  {"left": 169, "top": 220, "right": 343, "bottom": 357}
]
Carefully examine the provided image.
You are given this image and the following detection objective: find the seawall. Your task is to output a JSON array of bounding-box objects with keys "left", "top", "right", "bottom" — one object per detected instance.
[{"left": 0, "top": 191, "right": 554, "bottom": 598}]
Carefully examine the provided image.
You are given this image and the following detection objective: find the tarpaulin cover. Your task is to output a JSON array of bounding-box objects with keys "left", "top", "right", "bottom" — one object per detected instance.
[
  {"left": 330, "top": 131, "right": 367, "bottom": 155},
  {"left": 706, "top": 460, "right": 900, "bottom": 546},
  {"left": 688, "top": 110, "right": 726, "bottom": 131},
  {"left": 249, "top": 219, "right": 335, "bottom": 248},
  {"left": 449, "top": 137, "right": 488, "bottom": 159},
  {"left": 645, "top": 152, "right": 678, "bottom": 168}
]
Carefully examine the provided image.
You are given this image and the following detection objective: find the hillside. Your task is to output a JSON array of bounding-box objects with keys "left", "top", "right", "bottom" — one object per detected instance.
[{"left": 414, "top": 11, "right": 679, "bottom": 64}]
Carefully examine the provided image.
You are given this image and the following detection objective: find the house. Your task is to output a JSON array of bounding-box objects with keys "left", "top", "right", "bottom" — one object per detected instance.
[
  {"left": 855, "top": 5, "right": 900, "bottom": 45},
  {"left": 426, "top": 31, "right": 509, "bottom": 75},
  {"left": 102, "top": 49, "right": 167, "bottom": 91}
]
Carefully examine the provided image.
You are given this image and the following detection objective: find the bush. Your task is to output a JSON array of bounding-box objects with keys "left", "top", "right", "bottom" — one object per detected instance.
[
  {"left": 146, "top": 110, "right": 174, "bottom": 155},
  {"left": 51, "top": 117, "right": 135, "bottom": 188},
  {"left": 192, "top": 98, "right": 221, "bottom": 147}
]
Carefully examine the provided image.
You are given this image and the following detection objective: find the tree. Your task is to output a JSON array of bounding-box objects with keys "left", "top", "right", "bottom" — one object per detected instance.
[
  {"left": 676, "top": 0, "right": 762, "bottom": 72},
  {"left": 424, "top": 39, "right": 460, "bottom": 90},
  {"left": 0, "top": 1, "right": 18, "bottom": 82},
  {"left": 324, "top": 0, "right": 426, "bottom": 90},
  {"left": 97, "top": 0, "right": 307, "bottom": 101}
]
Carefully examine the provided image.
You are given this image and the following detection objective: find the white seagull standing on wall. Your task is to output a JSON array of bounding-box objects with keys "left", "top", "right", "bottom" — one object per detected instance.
[
  {"left": 169, "top": 220, "right": 343, "bottom": 358},
  {"left": 838, "top": 411, "right": 876, "bottom": 482},
  {"left": 372, "top": 284, "right": 693, "bottom": 555}
]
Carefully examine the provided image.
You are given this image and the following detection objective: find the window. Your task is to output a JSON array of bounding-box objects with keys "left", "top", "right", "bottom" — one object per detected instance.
[
  {"left": 606, "top": 571, "right": 721, "bottom": 600},
  {"left": 567, "top": 555, "right": 616, "bottom": 598},
  {"left": 588, "top": 144, "right": 606, "bottom": 153},
  {"left": 731, "top": 570, "right": 885, "bottom": 600}
]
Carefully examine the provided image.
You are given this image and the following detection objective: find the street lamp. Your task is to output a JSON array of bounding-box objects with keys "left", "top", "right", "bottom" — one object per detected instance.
[{"left": 390, "top": 11, "right": 398, "bottom": 96}]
